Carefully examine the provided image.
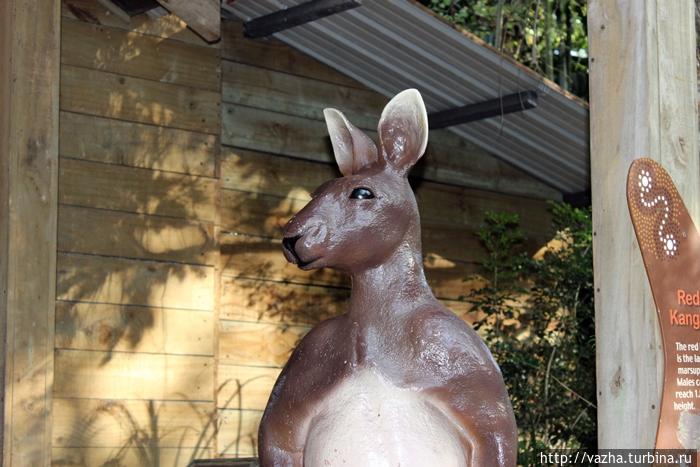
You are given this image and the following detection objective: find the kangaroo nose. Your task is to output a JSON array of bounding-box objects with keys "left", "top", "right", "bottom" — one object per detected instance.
[
  {"left": 283, "top": 214, "right": 302, "bottom": 238},
  {"left": 282, "top": 235, "right": 303, "bottom": 265}
]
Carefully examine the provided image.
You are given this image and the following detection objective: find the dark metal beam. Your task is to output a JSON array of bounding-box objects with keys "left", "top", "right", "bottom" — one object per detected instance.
[
  {"left": 244, "top": 0, "right": 361, "bottom": 39},
  {"left": 108, "top": 0, "right": 160, "bottom": 16},
  {"left": 428, "top": 90, "right": 538, "bottom": 129}
]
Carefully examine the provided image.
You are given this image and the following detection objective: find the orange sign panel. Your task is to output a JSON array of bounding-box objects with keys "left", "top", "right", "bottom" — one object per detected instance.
[{"left": 628, "top": 158, "right": 700, "bottom": 450}]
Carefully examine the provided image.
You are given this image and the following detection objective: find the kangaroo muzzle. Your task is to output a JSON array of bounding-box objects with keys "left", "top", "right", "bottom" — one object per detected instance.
[{"left": 282, "top": 235, "right": 306, "bottom": 266}]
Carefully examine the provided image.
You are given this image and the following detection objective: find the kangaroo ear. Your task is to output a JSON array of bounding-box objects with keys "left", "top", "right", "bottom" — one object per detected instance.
[
  {"left": 377, "top": 89, "right": 429, "bottom": 175},
  {"left": 324, "top": 108, "right": 378, "bottom": 176}
]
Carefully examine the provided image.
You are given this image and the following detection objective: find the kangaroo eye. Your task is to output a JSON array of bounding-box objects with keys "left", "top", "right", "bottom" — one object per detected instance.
[{"left": 350, "top": 187, "right": 374, "bottom": 200}]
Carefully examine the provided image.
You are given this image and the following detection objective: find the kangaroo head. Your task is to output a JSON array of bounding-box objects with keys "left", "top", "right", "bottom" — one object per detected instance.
[{"left": 282, "top": 89, "right": 429, "bottom": 274}]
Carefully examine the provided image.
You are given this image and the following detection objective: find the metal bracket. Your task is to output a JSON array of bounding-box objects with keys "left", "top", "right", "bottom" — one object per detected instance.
[
  {"left": 107, "top": 0, "right": 160, "bottom": 16},
  {"left": 244, "top": 0, "right": 361, "bottom": 39},
  {"left": 428, "top": 90, "right": 538, "bottom": 129}
]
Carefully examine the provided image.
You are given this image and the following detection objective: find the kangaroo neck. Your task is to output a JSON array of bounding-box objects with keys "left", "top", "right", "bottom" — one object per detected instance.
[{"left": 347, "top": 238, "right": 434, "bottom": 322}]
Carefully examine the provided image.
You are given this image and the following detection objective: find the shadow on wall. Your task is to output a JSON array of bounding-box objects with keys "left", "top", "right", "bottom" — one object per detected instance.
[
  {"left": 56, "top": 163, "right": 215, "bottom": 362},
  {"left": 55, "top": 4, "right": 222, "bottom": 465},
  {"left": 51, "top": 381, "right": 242, "bottom": 467},
  {"left": 55, "top": 157, "right": 216, "bottom": 465}
]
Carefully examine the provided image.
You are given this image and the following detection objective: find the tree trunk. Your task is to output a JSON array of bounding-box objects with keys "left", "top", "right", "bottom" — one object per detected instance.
[
  {"left": 532, "top": 0, "right": 541, "bottom": 69},
  {"left": 494, "top": 0, "right": 505, "bottom": 49},
  {"left": 544, "top": 0, "right": 554, "bottom": 80},
  {"left": 558, "top": 0, "right": 571, "bottom": 90}
]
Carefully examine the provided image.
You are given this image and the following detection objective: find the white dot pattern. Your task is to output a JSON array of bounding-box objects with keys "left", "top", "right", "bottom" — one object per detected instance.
[
  {"left": 630, "top": 161, "right": 683, "bottom": 261},
  {"left": 637, "top": 170, "right": 677, "bottom": 257}
]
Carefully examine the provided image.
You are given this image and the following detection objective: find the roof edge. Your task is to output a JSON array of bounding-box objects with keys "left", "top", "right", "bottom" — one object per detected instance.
[{"left": 407, "top": 0, "right": 589, "bottom": 110}]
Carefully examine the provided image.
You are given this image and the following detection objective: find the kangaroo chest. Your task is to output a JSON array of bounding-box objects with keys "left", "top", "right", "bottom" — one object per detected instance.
[{"left": 303, "top": 367, "right": 466, "bottom": 467}]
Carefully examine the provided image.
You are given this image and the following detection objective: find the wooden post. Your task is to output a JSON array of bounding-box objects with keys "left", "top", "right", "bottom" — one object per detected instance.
[
  {"left": 589, "top": 0, "right": 698, "bottom": 448},
  {"left": 0, "top": 1, "right": 60, "bottom": 465}
]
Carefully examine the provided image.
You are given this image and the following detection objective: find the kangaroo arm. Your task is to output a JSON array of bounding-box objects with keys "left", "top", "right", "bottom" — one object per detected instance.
[
  {"left": 258, "top": 443, "right": 301, "bottom": 467},
  {"left": 405, "top": 308, "right": 517, "bottom": 465},
  {"left": 426, "top": 375, "right": 518, "bottom": 467},
  {"left": 258, "top": 351, "right": 323, "bottom": 467},
  {"left": 258, "top": 406, "right": 306, "bottom": 467}
]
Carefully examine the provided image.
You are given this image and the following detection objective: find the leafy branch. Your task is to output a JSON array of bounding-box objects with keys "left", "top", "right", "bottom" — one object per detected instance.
[{"left": 468, "top": 203, "right": 596, "bottom": 465}]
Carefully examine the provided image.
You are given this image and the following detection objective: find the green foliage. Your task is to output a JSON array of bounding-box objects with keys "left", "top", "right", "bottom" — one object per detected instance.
[
  {"left": 469, "top": 203, "right": 595, "bottom": 465},
  {"left": 419, "top": 0, "right": 589, "bottom": 99}
]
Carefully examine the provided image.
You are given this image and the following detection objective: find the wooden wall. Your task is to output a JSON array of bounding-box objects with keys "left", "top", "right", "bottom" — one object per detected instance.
[
  {"left": 53, "top": 3, "right": 559, "bottom": 464},
  {"left": 216, "top": 21, "right": 558, "bottom": 458},
  {"left": 55, "top": 2, "right": 220, "bottom": 465}
]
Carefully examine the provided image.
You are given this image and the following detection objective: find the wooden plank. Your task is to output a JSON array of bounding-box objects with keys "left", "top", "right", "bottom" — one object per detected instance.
[
  {"left": 56, "top": 252, "right": 215, "bottom": 311},
  {"left": 220, "top": 276, "right": 475, "bottom": 327},
  {"left": 222, "top": 61, "right": 385, "bottom": 129},
  {"left": 54, "top": 349, "right": 214, "bottom": 401},
  {"left": 221, "top": 277, "right": 348, "bottom": 326},
  {"left": 217, "top": 409, "right": 262, "bottom": 458},
  {"left": 211, "top": 152, "right": 223, "bottom": 458},
  {"left": 221, "top": 104, "right": 561, "bottom": 200},
  {"left": 52, "top": 447, "right": 211, "bottom": 467},
  {"left": 0, "top": 6, "right": 7, "bottom": 457},
  {"left": 0, "top": 0, "right": 60, "bottom": 465},
  {"left": 222, "top": 21, "right": 361, "bottom": 88},
  {"left": 417, "top": 130, "right": 562, "bottom": 200},
  {"left": 60, "top": 112, "right": 217, "bottom": 177},
  {"left": 156, "top": 0, "right": 220, "bottom": 43},
  {"left": 217, "top": 365, "right": 281, "bottom": 411},
  {"left": 61, "top": 0, "right": 217, "bottom": 48},
  {"left": 55, "top": 301, "right": 213, "bottom": 356},
  {"left": 58, "top": 205, "right": 218, "bottom": 265},
  {"left": 421, "top": 222, "right": 486, "bottom": 264},
  {"left": 222, "top": 104, "right": 332, "bottom": 162},
  {"left": 220, "top": 234, "right": 348, "bottom": 288},
  {"left": 60, "top": 65, "right": 220, "bottom": 134},
  {"left": 220, "top": 234, "right": 480, "bottom": 300},
  {"left": 588, "top": 0, "right": 698, "bottom": 448},
  {"left": 62, "top": 19, "right": 220, "bottom": 91},
  {"left": 59, "top": 158, "right": 217, "bottom": 223},
  {"left": 219, "top": 321, "right": 310, "bottom": 368},
  {"left": 413, "top": 181, "right": 552, "bottom": 251},
  {"left": 221, "top": 148, "right": 337, "bottom": 196},
  {"left": 52, "top": 398, "right": 215, "bottom": 449},
  {"left": 219, "top": 189, "right": 306, "bottom": 238}
]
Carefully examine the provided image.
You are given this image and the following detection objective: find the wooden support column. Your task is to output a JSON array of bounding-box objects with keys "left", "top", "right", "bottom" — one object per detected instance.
[
  {"left": 0, "top": 1, "right": 60, "bottom": 465},
  {"left": 589, "top": 0, "right": 698, "bottom": 448}
]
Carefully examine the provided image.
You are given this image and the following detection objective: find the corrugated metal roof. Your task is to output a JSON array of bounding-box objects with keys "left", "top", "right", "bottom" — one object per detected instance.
[{"left": 226, "top": 0, "right": 590, "bottom": 194}]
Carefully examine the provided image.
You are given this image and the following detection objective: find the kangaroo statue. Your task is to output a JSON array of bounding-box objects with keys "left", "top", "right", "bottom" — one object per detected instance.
[{"left": 258, "top": 89, "right": 517, "bottom": 467}]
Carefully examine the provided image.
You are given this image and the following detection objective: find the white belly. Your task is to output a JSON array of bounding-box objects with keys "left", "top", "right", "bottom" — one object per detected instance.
[{"left": 304, "top": 368, "right": 467, "bottom": 467}]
